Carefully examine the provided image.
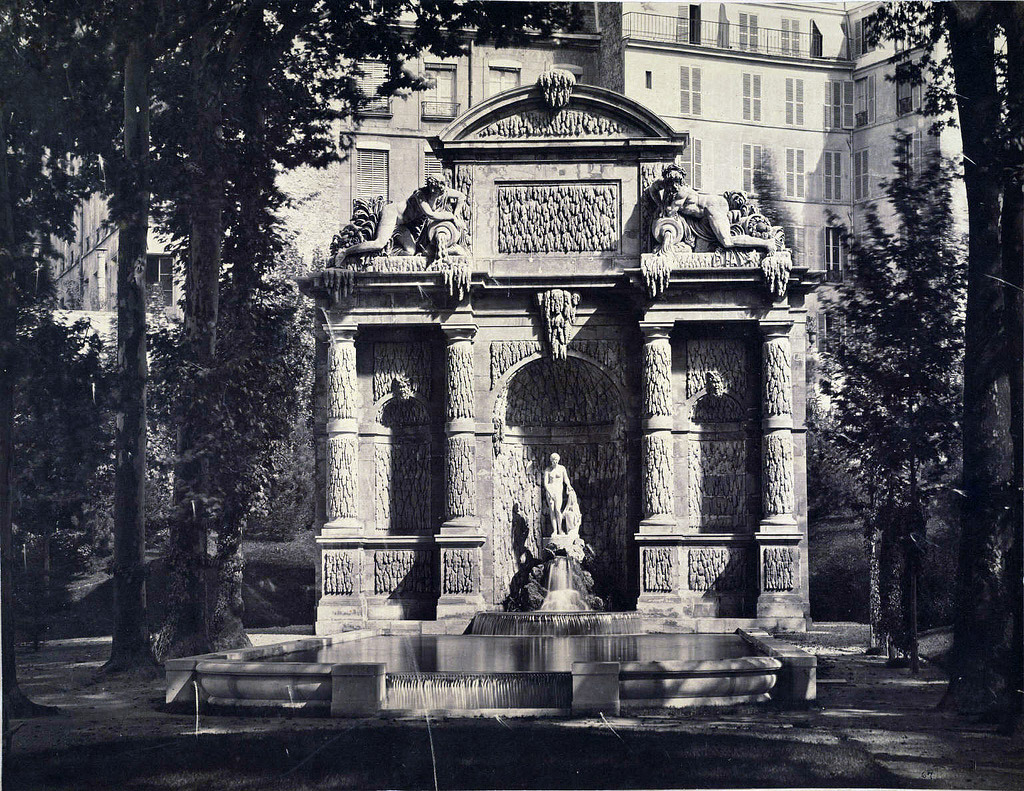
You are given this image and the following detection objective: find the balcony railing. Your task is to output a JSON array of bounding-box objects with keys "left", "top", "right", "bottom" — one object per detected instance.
[
  {"left": 421, "top": 100, "right": 460, "bottom": 120},
  {"left": 855, "top": 110, "right": 869, "bottom": 127},
  {"left": 357, "top": 97, "right": 392, "bottom": 117},
  {"left": 622, "top": 12, "right": 848, "bottom": 62}
]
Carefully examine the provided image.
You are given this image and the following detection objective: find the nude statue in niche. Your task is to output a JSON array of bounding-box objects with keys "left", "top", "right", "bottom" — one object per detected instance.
[{"left": 543, "top": 453, "right": 582, "bottom": 537}]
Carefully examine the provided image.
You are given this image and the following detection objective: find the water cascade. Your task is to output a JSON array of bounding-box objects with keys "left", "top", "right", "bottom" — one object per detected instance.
[
  {"left": 539, "top": 556, "right": 589, "bottom": 611},
  {"left": 385, "top": 671, "right": 572, "bottom": 710},
  {"left": 467, "top": 611, "right": 644, "bottom": 636}
]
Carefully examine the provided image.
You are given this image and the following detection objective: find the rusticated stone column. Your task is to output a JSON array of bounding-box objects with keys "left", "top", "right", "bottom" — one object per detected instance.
[
  {"left": 641, "top": 325, "right": 675, "bottom": 530},
  {"left": 325, "top": 326, "right": 361, "bottom": 531},
  {"left": 760, "top": 323, "right": 796, "bottom": 530},
  {"left": 443, "top": 325, "right": 477, "bottom": 529}
]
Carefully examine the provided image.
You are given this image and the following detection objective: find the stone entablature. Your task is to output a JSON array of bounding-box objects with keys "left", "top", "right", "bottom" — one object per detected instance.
[{"left": 301, "top": 72, "right": 817, "bottom": 633}]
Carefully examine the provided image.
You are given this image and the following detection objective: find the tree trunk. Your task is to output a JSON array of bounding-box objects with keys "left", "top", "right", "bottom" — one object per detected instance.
[
  {"left": 0, "top": 106, "right": 51, "bottom": 718},
  {"left": 947, "top": 2, "right": 1019, "bottom": 716},
  {"left": 105, "top": 41, "right": 156, "bottom": 673}
]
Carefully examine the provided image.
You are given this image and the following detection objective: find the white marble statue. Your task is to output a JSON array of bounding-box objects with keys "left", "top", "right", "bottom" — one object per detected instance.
[{"left": 543, "top": 453, "right": 586, "bottom": 562}]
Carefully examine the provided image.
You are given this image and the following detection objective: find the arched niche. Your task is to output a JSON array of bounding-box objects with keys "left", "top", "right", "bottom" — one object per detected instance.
[{"left": 373, "top": 395, "right": 433, "bottom": 536}]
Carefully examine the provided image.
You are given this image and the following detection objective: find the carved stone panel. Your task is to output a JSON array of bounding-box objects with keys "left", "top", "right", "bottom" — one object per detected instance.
[
  {"left": 477, "top": 110, "right": 628, "bottom": 139},
  {"left": 686, "top": 339, "right": 747, "bottom": 402},
  {"left": 445, "top": 435, "right": 476, "bottom": 518},
  {"left": 643, "top": 338, "right": 672, "bottom": 418},
  {"left": 446, "top": 342, "right": 475, "bottom": 421},
  {"left": 323, "top": 550, "right": 356, "bottom": 596},
  {"left": 641, "top": 547, "right": 674, "bottom": 593},
  {"left": 328, "top": 340, "right": 357, "bottom": 420},
  {"left": 453, "top": 164, "right": 472, "bottom": 249},
  {"left": 497, "top": 183, "right": 619, "bottom": 254},
  {"left": 490, "top": 339, "right": 626, "bottom": 390},
  {"left": 373, "top": 550, "right": 434, "bottom": 596},
  {"left": 687, "top": 547, "right": 748, "bottom": 592},
  {"left": 642, "top": 433, "right": 673, "bottom": 517},
  {"left": 442, "top": 549, "right": 476, "bottom": 595},
  {"left": 373, "top": 342, "right": 432, "bottom": 403},
  {"left": 763, "top": 337, "right": 793, "bottom": 418},
  {"left": 326, "top": 436, "right": 358, "bottom": 521},
  {"left": 763, "top": 547, "right": 796, "bottom": 592},
  {"left": 688, "top": 440, "right": 749, "bottom": 529},
  {"left": 374, "top": 442, "right": 432, "bottom": 534},
  {"left": 491, "top": 341, "right": 542, "bottom": 388},
  {"left": 763, "top": 433, "right": 795, "bottom": 516},
  {"left": 504, "top": 357, "right": 619, "bottom": 427}
]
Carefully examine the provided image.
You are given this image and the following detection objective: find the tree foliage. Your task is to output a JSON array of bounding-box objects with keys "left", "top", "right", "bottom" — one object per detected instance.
[{"left": 823, "top": 134, "right": 965, "bottom": 655}]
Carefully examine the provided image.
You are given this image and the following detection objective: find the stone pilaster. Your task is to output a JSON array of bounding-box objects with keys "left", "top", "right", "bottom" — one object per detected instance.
[
  {"left": 325, "top": 326, "right": 361, "bottom": 532},
  {"left": 438, "top": 324, "right": 485, "bottom": 622},
  {"left": 640, "top": 325, "right": 675, "bottom": 531},
  {"left": 757, "top": 322, "right": 803, "bottom": 620}
]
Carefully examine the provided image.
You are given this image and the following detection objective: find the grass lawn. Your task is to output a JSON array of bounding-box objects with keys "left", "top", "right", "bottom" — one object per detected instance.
[{"left": 7, "top": 719, "right": 903, "bottom": 790}]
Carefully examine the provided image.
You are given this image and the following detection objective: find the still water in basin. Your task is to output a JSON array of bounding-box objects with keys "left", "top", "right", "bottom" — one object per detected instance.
[{"left": 269, "top": 634, "right": 752, "bottom": 673}]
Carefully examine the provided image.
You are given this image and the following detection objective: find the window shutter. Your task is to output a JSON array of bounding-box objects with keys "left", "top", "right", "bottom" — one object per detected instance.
[
  {"left": 692, "top": 67, "right": 701, "bottom": 115},
  {"left": 868, "top": 75, "right": 876, "bottom": 122},
  {"left": 792, "top": 19, "right": 800, "bottom": 54},
  {"left": 424, "top": 153, "right": 443, "bottom": 183},
  {"left": 742, "top": 73, "right": 751, "bottom": 119},
  {"left": 797, "top": 149, "right": 805, "bottom": 198},
  {"left": 680, "top": 67, "right": 690, "bottom": 114},
  {"left": 786, "top": 148, "right": 795, "bottom": 196},
  {"left": 356, "top": 149, "right": 389, "bottom": 202},
  {"left": 786, "top": 78, "right": 794, "bottom": 125},
  {"left": 796, "top": 80, "right": 804, "bottom": 125},
  {"left": 692, "top": 138, "right": 702, "bottom": 189},
  {"left": 752, "top": 74, "right": 761, "bottom": 120},
  {"left": 823, "top": 153, "right": 833, "bottom": 201},
  {"left": 843, "top": 81, "right": 854, "bottom": 127}
]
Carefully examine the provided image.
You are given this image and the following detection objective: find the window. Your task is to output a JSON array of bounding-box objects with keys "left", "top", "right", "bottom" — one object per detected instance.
[
  {"left": 357, "top": 60, "right": 390, "bottom": 114},
  {"left": 781, "top": 18, "right": 801, "bottom": 56},
  {"left": 681, "top": 138, "right": 703, "bottom": 190},
  {"left": 488, "top": 66, "right": 520, "bottom": 96},
  {"left": 896, "top": 77, "right": 921, "bottom": 116},
  {"left": 825, "top": 227, "right": 845, "bottom": 281},
  {"left": 853, "top": 17, "right": 875, "bottom": 57},
  {"left": 786, "top": 225, "right": 805, "bottom": 265},
  {"left": 785, "top": 148, "right": 805, "bottom": 198},
  {"left": 145, "top": 254, "right": 173, "bottom": 307},
  {"left": 742, "top": 143, "right": 763, "bottom": 192},
  {"left": 785, "top": 78, "right": 804, "bottom": 125},
  {"left": 742, "top": 73, "right": 761, "bottom": 121},
  {"left": 355, "top": 148, "right": 389, "bottom": 202},
  {"left": 675, "top": 4, "right": 702, "bottom": 43},
  {"left": 423, "top": 64, "right": 457, "bottom": 118},
  {"left": 680, "top": 66, "right": 702, "bottom": 115},
  {"left": 901, "top": 130, "right": 925, "bottom": 173},
  {"left": 739, "top": 12, "right": 759, "bottom": 51},
  {"left": 853, "top": 148, "right": 870, "bottom": 200},
  {"left": 645, "top": 70, "right": 652, "bottom": 89},
  {"left": 424, "top": 153, "right": 444, "bottom": 183},
  {"left": 826, "top": 80, "right": 854, "bottom": 129},
  {"left": 855, "top": 75, "right": 875, "bottom": 126},
  {"left": 811, "top": 22, "right": 824, "bottom": 58},
  {"left": 818, "top": 310, "right": 844, "bottom": 351},
  {"left": 823, "top": 150, "right": 843, "bottom": 201}
]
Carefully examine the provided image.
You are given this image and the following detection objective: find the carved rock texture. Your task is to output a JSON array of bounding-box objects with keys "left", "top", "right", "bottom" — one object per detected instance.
[
  {"left": 639, "top": 163, "right": 667, "bottom": 255},
  {"left": 537, "top": 69, "right": 576, "bottom": 110},
  {"left": 642, "top": 547, "right": 674, "bottom": 593},
  {"left": 763, "top": 547, "right": 796, "bottom": 591},
  {"left": 686, "top": 339, "right": 747, "bottom": 402},
  {"left": 373, "top": 550, "right": 434, "bottom": 596},
  {"left": 430, "top": 256, "right": 471, "bottom": 301},
  {"left": 446, "top": 342, "right": 475, "bottom": 421},
  {"left": 446, "top": 435, "right": 476, "bottom": 518},
  {"left": 761, "top": 250, "right": 793, "bottom": 300},
  {"left": 453, "top": 165, "right": 472, "bottom": 249},
  {"left": 328, "top": 340, "right": 357, "bottom": 420},
  {"left": 373, "top": 342, "right": 431, "bottom": 403},
  {"left": 688, "top": 547, "right": 747, "bottom": 592},
  {"left": 442, "top": 549, "right": 476, "bottom": 595},
  {"left": 642, "top": 433, "right": 673, "bottom": 517},
  {"left": 505, "top": 357, "right": 618, "bottom": 426},
  {"left": 536, "top": 289, "right": 580, "bottom": 360},
  {"left": 492, "top": 442, "right": 626, "bottom": 605},
  {"left": 692, "top": 394, "right": 743, "bottom": 423},
  {"left": 322, "top": 550, "right": 356, "bottom": 596},
  {"left": 643, "top": 338, "right": 672, "bottom": 418},
  {"left": 490, "top": 339, "right": 626, "bottom": 389},
  {"left": 498, "top": 184, "right": 618, "bottom": 254},
  {"left": 326, "top": 436, "right": 358, "bottom": 521},
  {"left": 763, "top": 433, "right": 795, "bottom": 516},
  {"left": 490, "top": 341, "right": 542, "bottom": 388},
  {"left": 763, "top": 338, "right": 793, "bottom": 418},
  {"left": 478, "top": 110, "right": 626, "bottom": 139},
  {"left": 379, "top": 398, "right": 429, "bottom": 427},
  {"left": 374, "top": 442, "right": 431, "bottom": 534},
  {"left": 688, "top": 440, "right": 749, "bottom": 529},
  {"left": 641, "top": 253, "right": 672, "bottom": 298}
]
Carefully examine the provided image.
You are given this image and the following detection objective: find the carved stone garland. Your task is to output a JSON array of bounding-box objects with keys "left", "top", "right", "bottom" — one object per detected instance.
[
  {"left": 641, "top": 326, "right": 674, "bottom": 524},
  {"left": 536, "top": 289, "right": 580, "bottom": 360}
]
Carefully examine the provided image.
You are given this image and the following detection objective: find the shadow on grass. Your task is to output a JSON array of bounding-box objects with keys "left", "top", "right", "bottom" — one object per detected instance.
[{"left": 7, "top": 719, "right": 906, "bottom": 790}]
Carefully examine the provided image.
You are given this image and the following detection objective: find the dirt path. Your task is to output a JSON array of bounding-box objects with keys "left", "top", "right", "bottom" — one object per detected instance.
[{"left": 5, "top": 625, "right": 1023, "bottom": 789}]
